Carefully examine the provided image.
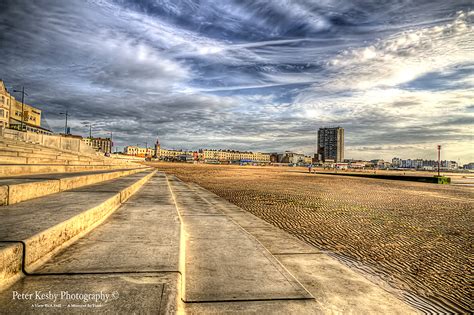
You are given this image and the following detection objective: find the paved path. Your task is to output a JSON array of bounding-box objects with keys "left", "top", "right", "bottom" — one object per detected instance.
[{"left": 0, "top": 172, "right": 419, "bottom": 314}]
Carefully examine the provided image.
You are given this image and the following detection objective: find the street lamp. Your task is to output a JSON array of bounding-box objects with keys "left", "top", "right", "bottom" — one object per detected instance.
[
  {"left": 12, "top": 87, "right": 28, "bottom": 131},
  {"left": 81, "top": 122, "right": 92, "bottom": 138},
  {"left": 437, "top": 145, "right": 441, "bottom": 177},
  {"left": 59, "top": 111, "right": 69, "bottom": 134}
]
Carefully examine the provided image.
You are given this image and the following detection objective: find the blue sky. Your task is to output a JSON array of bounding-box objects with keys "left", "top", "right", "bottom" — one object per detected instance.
[{"left": 0, "top": 0, "right": 472, "bottom": 163}]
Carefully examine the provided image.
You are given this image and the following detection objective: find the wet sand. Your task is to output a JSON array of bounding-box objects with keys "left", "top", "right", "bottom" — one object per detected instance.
[{"left": 151, "top": 163, "right": 473, "bottom": 313}]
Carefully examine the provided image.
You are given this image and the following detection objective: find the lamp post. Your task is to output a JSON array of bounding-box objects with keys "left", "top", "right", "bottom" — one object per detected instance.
[
  {"left": 59, "top": 111, "right": 69, "bottom": 134},
  {"left": 12, "top": 87, "right": 28, "bottom": 131},
  {"left": 437, "top": 145, "right": 441, "bottom": 177},
  {"left": 110, "top": 131, "right": 113, "bottom": 153},
  {"left": 81, "top": 122, "right": 93, "bottom": 138}
]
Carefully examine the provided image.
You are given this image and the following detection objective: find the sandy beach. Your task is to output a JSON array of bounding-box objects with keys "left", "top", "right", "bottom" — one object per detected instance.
[{"left": 152, "top": 162, "right": 473, "bottom": 313}]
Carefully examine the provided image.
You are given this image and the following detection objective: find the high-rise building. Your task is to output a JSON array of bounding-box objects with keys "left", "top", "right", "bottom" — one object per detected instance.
[{"left": 317, "top": 127, "right": 344, "bottom": 162}]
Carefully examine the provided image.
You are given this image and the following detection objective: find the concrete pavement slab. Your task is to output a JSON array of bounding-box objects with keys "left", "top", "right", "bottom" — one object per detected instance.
[
  {"left": 0, "top": 273, "right": 179, "bottom": 315},
  {"left": 278, "top": 253, "right": 418, "bottom": 314},
  {"left": 167, "top": 176, "right": 313, "bottom": 303},
  {"left": 181, "top": 215, "right": 312, "bottom": 302}
]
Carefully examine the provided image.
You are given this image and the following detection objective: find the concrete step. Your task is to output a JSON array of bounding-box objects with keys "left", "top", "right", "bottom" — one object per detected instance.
[
  {"left": 166, "top": 175, "right": 313, "bottom": 303},
  {"left": 0, "top": 156, "right": 28, "bottom": 164},
  {"left": 0, "top": 167, "right": 152, "bottom": 205},
  {"left": 0, "top": 163, "right": 146, "bottom": 177},
  {"left": 0, "top": 169, "right": 156, "bottom": 292}
]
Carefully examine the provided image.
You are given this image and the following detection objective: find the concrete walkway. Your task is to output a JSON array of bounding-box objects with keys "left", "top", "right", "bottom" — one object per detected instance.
[
  {"left": 170, "top": 178, "right": 419, "bottom": 314},
  {"left": 0, "top": 172, "right": 420, "bottom": 314}
]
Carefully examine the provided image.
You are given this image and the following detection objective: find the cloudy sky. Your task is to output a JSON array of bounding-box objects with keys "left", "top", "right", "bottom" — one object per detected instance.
[{"left": 0, "top": 0, "right": 472, "bottom": 162}]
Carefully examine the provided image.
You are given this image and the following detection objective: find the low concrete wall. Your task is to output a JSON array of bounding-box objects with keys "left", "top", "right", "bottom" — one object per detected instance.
[
  {"left": 1, "top": 129, "right": 96, "bottom": 155},
  {"left": 317, "top": 172, "right": 451, "bottom": 184}
]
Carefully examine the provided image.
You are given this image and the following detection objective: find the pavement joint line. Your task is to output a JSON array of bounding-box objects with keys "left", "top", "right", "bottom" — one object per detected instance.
[
  {"left": 158, "top": 283, "right": 165, "bottom": 314},
  {"left": 164, "top": 174, "right": 186, "bottom": 304},
  {"left": 179, "top": 214, "right": 225, "bottom": 217},
  {"left": 25, "top": 271, "right": 182, "bottom": 277},
  {"left": 273, "top": 252, "right": 324, "bottom": 255},
  {"left": 182, "top": 296, "right": 315, "bottom": 304}
]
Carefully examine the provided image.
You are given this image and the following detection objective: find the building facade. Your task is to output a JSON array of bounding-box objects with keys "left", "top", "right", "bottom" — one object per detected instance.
[
  {"left": 201, "top": 149, "right": 270, "bottom": 163},
  {"left": 317, "top": 127, "right": 344, "bottom": 162},
  {"left": 83, "top": 137, "right": 112, "bottom": 153},
  {"left": 0, "top": 80, "right": 51, "bottom": 134},
  {"left": 124, "top": 145, "right": 155, "bottom": 157},
  {"left": 392, "top": 157, "right": 458, "bottom": 170},
  {"left": 0, "top": 80, "right": 11, "bottom": 128}
]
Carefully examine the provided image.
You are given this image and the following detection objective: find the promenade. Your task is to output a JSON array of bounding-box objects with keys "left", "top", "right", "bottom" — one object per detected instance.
[
  {"left": 0, "top": 135, "right": 448, "bottom": 313},
  {"left": 0, "top": 171, "right": 416, "bottom": 314}
]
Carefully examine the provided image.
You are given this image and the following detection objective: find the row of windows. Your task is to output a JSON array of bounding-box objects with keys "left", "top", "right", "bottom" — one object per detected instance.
[
  {"left": 0, "top": 109, "right": 9, "bottom": 119},
  {"left": 13, "top": 111, "right": 37, "bottom": 122},
  {"left": 0, "top": 95, "right": 12, "bottom": 105}
]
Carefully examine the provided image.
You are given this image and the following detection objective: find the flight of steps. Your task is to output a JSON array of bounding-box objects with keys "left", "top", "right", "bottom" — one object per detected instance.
[
  {"left": 0, "top": 136, "right": 142, "bottom": 176},
  {"left": 0, "top": 168, "right": 157, "bottom": 291},
  {"left": 0, "top": 134, "right": 158, "bottom": 301}
]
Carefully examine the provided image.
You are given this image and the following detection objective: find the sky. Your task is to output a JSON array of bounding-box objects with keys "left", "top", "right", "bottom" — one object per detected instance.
[{"left": 0, "top": 0, "right": 472, "bottom": 163}]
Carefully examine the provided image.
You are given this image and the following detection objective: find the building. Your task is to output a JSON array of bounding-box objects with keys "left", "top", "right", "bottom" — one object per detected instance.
[
  {"left": 370, "top": 159, "right": 391, "bottom": 169},
  {"left": 392, "top": 157, "right": 401, "bottom": 168},
  {"left": 0, "top": 80, "right": 11, "bottom": 128},
  {"left": 278, "top": 151, "right": 305, "bottom": 164},
  {"left": 132, "top": 138, "right": 271, "bottom": 163},
  {"left": 200, "top": 149, "right": 270, "bottom": 163},
  {"left": 83, "top": 137, "right": 112, "bottom": 154},
  {"left": 0, "top": 80, "right": 51, "bottom": 134},
  {"left": 392, "top": 157, "right": 459, "bottom": 170},
  {"left": 124, "top": 145, "right": 155, "bottom": 157},
  {"left": 317, "top": 127, "right": 344, "bottom": 163},
  {"left": 463, "top": 163, "right": 474, "bottom": 170}
]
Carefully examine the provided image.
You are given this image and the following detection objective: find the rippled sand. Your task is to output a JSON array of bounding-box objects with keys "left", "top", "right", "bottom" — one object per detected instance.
[{"left": 152, "top": 163, "right": 473, "bottom": 313}]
